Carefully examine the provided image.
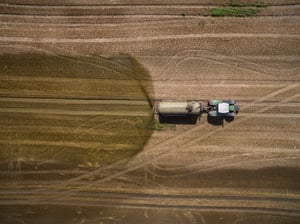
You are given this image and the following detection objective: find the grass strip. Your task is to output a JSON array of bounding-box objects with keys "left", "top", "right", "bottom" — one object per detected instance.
[{"left": 212, "top": 7, "right": 258, "bottom": 17}]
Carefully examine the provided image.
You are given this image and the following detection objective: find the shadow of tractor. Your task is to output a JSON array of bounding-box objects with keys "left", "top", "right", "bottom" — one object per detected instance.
[{"left": 207, "top": 116, "right": 235, "bottom": 126}]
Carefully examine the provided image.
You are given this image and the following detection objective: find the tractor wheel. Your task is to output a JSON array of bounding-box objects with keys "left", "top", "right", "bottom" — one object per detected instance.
[
  {"left": 228, "top": 99, "right": 235, "bottom": 105},
  {"left": 225, "top": 116, "right": 234, "bottom": 122},
  {"left": 227, "top": 112, "right": 236, "bottom": 117}
]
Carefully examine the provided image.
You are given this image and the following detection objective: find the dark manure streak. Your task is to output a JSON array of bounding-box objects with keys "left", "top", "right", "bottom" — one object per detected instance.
[
  {"left": 0, "top": 53, "right": 154, "bottom": 167},
  {"left": 1, "top": 193, "right": 300, "bottom": 217}
]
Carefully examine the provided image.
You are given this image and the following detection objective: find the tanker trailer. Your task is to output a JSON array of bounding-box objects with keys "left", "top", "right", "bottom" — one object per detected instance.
[{"left": 156, "top": 101, "right": 203, "bottom": 124}]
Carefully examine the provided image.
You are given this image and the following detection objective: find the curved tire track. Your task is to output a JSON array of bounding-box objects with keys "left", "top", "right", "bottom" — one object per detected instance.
[
  {"left": 86, "top": 85, "right": 299, "bottom": 186},
  {"left": 157, "top": 49, "right": 300, "bottom": 79}
]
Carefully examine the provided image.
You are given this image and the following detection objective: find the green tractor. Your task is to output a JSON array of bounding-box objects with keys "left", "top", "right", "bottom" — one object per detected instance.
[{"left": 207, "top": 99, "right": 240, "bottom": 120}]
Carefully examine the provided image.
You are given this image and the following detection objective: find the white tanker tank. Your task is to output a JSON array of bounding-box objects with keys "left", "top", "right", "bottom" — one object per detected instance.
[{"left": 156, "top": 101, "right": 203, "bottom": 124}]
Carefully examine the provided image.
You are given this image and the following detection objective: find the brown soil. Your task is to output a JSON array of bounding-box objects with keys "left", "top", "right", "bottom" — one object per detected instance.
[{"left": 0, "top": 1, "right": 299, "bottom": 223}]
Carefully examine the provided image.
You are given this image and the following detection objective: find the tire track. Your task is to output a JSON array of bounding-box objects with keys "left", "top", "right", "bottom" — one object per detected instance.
[
  {"left": 176, "top": 56, "right": 300, "bottom": 76},
  {"left": 88, "top": 84, "right": 299, "bottom": 186},
  {"left": 1, "top": 111, "right": 298, "bottom": 134},
  {"left": 1, "top": 199, "right": 299, "bottom": 217},
  {"left": 1, "top": 52, "right": 298, "bottom": 188},
  {"left": 2, "top": 189, "right": 300, "bottom": 204},
  {"left": 0, "top": 33, "right": 299, "bottom": 43},
  {"left": 0, "top": 108, "right": 150, "bottom": 116},
  {"left": 177, "top": 56, "right": 300, "bottom": 75},
  {"left": 1, "top": 190, "right": 300, "bottom": 217},
  {"left": 0, "top": 97, "right": 148, "bottom": 105},
  {"left": 147, "top": 156, "right": 300, "bottom": 178},
  {"left": 0, "top": 14, "right": 189, "bottom": 26},
  {"left": 93, "top": 83, "right": 299, "bottom": 185},
  {"left": 0, "top": 4, "right": 213, "bottom": 16},
  {"left": 1, "top": 0, "right": 300, "bottom": 7},
  {"left": 4, "top": 17, "right": 299, "bottom": 39},
  {"left": 239, "top": 113, "right": 300, "bottom": 119},
  {"left": 156, "top": 49, "right": 300, "bottom": 79},
  {"left": 0, "top": 170, "right": 87, "bottom": 175},
  {"left": 0, "top": 4, "right": 299, "bottom": 16},
  {"left": 149, "top": 94, "right": 300, "bottom": 156},
  {"left": 0, "top": 139, "right": 135, "bottom": 150},
  {"left": 1, "top": 15, "right": 299, "bottom": 26},
  {"left": 142, "top": 93, "right": 300, "bottom": 178},
  {"left": 172, "top": 93, "right": 300, "bottom": 153},
  {"left": 149, "top": 147, "right": 300, "bottom": 172}
]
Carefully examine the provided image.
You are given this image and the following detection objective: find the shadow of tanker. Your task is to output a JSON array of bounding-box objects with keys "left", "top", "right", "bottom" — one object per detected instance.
[{"left": 159, "top": 115, "right": 200, "bottom": 124}]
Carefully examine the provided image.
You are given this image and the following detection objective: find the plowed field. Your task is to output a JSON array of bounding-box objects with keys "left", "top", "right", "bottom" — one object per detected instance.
[{"left": 0, "top": 1, "right": 299, "bottom": 223}]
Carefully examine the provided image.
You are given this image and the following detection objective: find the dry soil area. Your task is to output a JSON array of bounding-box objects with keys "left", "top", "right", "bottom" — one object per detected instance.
[{"left": 0, "top": 1, "right": 299, "bottom": 224}]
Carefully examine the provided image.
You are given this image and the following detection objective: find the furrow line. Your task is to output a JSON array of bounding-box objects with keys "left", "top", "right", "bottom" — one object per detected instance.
[{"left": 0, "top": 33, "right": 299, "bottom": 44}]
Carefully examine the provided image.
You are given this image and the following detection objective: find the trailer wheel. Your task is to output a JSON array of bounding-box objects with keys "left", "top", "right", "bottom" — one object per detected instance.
[
  {"left": 208, "top": 111, "right": 217, "bottom": 117},
  {"left": 208, "top": 100, "right": 215, "bottom": 106}
]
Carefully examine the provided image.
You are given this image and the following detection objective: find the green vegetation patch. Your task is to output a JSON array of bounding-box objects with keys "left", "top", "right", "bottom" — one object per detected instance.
[
  {"left": 229, "top": 0, "right": 266, "bottom": 7},
  {"left": 228, "top": 0, "right": 245, "bottom": 7},
  {"left": 151, "top": 120, "right": 176, "bottom": 131},
  {"left": 212, "top": 7, "right": 258, "bottom": 17},
  {"left": 0, "top": 53, "right": 154, "bottom": 169},
  {"left": 211, "top": 0, "right": 266, "bottom": 17}
]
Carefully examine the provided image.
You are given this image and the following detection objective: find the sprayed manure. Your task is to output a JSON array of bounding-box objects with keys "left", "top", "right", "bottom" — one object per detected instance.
[{"left": 0, "top": 53, "right": 154, "bottom": 170}]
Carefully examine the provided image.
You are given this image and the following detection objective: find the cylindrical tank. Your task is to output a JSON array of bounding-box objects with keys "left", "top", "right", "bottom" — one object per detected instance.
[{"left": 157, "top": 101, "right": 201, "bottom": 116}]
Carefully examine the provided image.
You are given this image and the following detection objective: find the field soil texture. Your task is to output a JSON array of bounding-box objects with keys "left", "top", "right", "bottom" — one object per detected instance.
[{"left": 0, "top": 1, "right": 299, "bottom": 223}]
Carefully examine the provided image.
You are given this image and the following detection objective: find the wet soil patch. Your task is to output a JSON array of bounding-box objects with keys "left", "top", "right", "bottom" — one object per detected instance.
[
  {"left": 0, "top": 204, "right": 298, "bottom": 224},
  {"left": 132, "top": 166, "right": 300, "bottom": 189},
  {"left": 0, "top": 53, "right": 154, "bottom": 169}
]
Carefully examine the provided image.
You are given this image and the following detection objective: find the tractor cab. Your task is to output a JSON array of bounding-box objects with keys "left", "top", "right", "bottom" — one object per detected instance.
[{"left": 208, "top": 100, "right": 240, "bottom": 118}]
